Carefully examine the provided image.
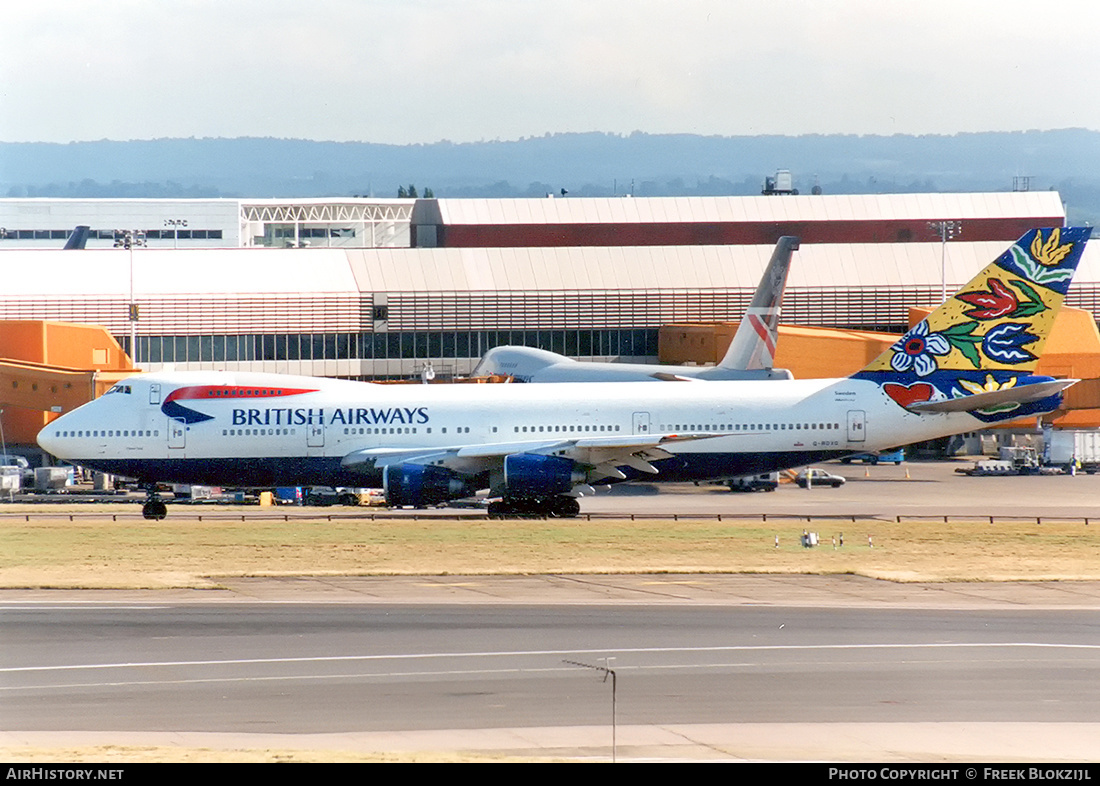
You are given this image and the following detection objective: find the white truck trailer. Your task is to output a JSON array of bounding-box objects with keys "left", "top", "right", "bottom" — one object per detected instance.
[{"left": 1043, "top": 427, "right": 1100, "bottom": 473}]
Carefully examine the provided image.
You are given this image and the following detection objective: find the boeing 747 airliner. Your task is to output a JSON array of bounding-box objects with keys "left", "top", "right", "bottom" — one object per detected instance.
[{"left": 38, "top": 228, "right": 1091, "bottom": 519}]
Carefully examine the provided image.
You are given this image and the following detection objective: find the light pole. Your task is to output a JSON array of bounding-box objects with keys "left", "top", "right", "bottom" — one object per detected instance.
[
  {"left": 928, "top": 220, "right": 961, "bottom": 303},
  {"left": 564, "top": 657, "right": 617, "bottom": 762},
  {"left": 114, "top": 230, "right": 147, "bottom": 366}
]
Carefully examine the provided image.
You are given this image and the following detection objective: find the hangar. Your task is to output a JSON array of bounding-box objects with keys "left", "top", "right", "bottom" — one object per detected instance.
[
  {"left": 411, "top": 192, "right": 1065, "bottom": 247},
  {"left": 1, "top": 191, "right": 1062, "bottom": 250}
]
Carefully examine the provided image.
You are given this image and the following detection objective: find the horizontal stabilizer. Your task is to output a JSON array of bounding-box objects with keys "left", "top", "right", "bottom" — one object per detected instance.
[
  {"left": 905, "top": 379, "right": 1077, "bottom": 413},
  {"left": 649, "top": 372, "right": 703, "bottom": 382}
]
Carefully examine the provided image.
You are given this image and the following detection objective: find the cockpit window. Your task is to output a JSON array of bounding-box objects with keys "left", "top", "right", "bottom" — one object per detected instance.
[{"left": 105, "top": 385, "right": 132, "bottom": 395}]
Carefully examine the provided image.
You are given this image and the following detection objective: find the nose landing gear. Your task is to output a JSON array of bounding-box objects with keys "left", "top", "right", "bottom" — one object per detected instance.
[{"left": 142, "top": 491, "right": 168, "bottom": 520}]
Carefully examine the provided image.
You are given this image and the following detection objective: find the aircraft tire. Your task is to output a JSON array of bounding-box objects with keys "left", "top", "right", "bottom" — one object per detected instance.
[
  {"left": 549, "top": 496, "right": 580, "bottom": 518},
  {"left": 489, "top": 497, "right": 575, "bottom": 519}
]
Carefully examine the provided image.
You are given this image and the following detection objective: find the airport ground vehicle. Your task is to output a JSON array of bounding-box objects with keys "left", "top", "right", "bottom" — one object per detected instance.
[
  {"left": 795, "top": 468, "right": 846, "bottom": 488},
  {"left": 840, "top": 448, "right": 905, "bottom": 465},
  {"left": 1043, "top": 428, "right": 1100, "bottom": 473},
  {"left": 958, "top": 446, "right": 1043, "bottom": 476},
  {"left": 727, "top": 472, "right": 780, "bottom": 492},
  {"left": 0, "top": 454, "right": 34, "bottom": 488},
  {"left": 304, "top": 487, "right": 364, "bottom": 507}
]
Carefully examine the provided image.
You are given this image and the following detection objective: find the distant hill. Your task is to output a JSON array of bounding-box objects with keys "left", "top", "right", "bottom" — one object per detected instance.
[{"left": 3, "top": 130, "right": 1099, "bottom": 223}]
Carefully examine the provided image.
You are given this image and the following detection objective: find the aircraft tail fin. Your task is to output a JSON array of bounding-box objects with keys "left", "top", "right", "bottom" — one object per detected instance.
[
  {"left": 852, "top": 227, "right": 1091, "bottom": 422},
  {"left": 719, "top": 236, "right": 798, "bottom": 370},
  {"left": 62, "top": 226, "right": 91, "bottom": 250}
]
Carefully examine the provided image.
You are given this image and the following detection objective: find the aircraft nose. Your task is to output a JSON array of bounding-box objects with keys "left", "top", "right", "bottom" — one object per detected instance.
[
  {"left": 37, "top": 423, "right": 61, "bottom": 456},
  {"left": 37, "top": 412, "right": 74, "bottom": 458}
]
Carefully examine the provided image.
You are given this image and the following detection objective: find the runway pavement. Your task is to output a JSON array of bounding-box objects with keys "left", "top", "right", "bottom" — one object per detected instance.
[{"left": 3, "top": 578, "right": 1100, "bottom": 761}]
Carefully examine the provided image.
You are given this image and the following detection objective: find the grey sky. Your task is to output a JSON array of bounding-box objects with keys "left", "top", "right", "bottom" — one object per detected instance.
[{"left": 4, "top": 0, "right": 1098, "bottom": 144}]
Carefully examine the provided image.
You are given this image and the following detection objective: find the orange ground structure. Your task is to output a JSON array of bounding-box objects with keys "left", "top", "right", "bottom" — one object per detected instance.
[
  {"left": 0, "top": 321, "right": 135, "bottom": 446},
  {"left": 660, "top": 322, "right": 899, "bottom": 376}
]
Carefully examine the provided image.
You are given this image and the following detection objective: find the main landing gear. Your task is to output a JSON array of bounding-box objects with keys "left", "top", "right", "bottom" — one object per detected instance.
[
  {"left": 142, "top": 490, "right": 168, "bottom": 520},
  {"left": 487, "top": 495, "right": 581, "bottom": 519}
]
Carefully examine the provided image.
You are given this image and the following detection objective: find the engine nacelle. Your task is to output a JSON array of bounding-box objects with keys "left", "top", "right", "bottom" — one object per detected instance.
[
  {"left": 503, "top": 453, "right": 582, "bottom": 498},
  {"left": 383, "top": 463, "right": 474, "bottom": 508}
]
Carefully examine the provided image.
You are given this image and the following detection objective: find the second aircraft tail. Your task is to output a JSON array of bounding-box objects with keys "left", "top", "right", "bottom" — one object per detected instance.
[{"left": 719, "top": 236, "right": 799, "bottom": 371}]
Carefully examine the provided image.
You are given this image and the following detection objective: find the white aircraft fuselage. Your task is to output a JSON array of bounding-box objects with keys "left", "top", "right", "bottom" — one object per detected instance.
[{"left": 39, "top": 369, "right": 966, "bottom": 490}]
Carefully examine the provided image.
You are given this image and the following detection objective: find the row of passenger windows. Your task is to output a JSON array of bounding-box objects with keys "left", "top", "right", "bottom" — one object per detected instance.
[
  {"left": 339, "top": 426, "right": 475, "bottom": 436},
  {"left": 236, "top": 422, "right": 842, "bottom": 439},
  {"left": 660, "top": 422, "right": 841, "bottom": 432},
  {"left": 329, "top": 423, "right": 841, "bottom": 437},
  {"left": 54, "top": 429, "right": 159, "bottom": 438},
  {"left": 56, "top": 422, "right": 843, "bottom": 441},
  {"left": 516, "top": 424, "right": 622, "bottom": 434},
  {"left": 510, "top": 422, "right": 840, "bottom": 435},
  {"left": 117, "top": 329, "right": 660, "bottom": 365}
]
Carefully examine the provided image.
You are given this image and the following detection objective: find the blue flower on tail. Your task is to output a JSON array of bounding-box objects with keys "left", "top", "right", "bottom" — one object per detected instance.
[
  {"left": 889, "top": 322, "right": 951, "bottom": 377},
  {"left": 981, "top": 323, "right": 1038, "bottom": 365}
]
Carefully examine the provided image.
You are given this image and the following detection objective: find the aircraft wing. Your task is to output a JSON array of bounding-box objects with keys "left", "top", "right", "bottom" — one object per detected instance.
[
  {"left": 341, "top": 432, "right": 717, "bottom": 480},
  {"left": 905, "top": 379, "right": 1077, "bottom": 414}
]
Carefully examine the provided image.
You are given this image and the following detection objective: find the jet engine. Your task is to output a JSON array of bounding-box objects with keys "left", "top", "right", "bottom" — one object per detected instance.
[
  {"left": 383, "top": 463, "right": 475, "bottom": 508},
  {"left": 503, "top": 453, "right": 584, "bottom": 497}
]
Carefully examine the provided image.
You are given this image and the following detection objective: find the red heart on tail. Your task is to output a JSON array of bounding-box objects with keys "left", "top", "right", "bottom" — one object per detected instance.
[{"left": 883, "top": 382, "right": 934, "bottom": 408}]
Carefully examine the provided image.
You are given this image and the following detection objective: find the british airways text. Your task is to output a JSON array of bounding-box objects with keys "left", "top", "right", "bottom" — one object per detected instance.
[{"left": 231, "top": 407, "right": 430, "bottom": 427}]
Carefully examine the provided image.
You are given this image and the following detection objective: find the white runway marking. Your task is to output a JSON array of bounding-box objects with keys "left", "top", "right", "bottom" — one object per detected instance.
[{"left": 4, "top": 640, "right": 1098, "bottom": 674}]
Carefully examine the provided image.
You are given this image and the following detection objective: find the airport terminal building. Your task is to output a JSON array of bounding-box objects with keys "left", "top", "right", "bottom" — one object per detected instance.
[
  {"left": 1, "top": 191, "right": 1091, "bottom": 382},
  {"left": 0, "top": 198, "right": 413, "bottom": 249}
]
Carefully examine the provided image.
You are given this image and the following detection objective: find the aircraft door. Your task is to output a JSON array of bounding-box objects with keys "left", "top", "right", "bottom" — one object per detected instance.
[
  {"left": 149, "top": 383, "right": 161, "bottom": 405},
  {"left": 307, "top": 423, "right": 325, "bottom": 448},
  {"left": 168, "top": 417, "right": 186, "bottom": 449},
  {"left": 632, "top": 411, "right": 651, "bottom": 435},
  {"left": 847, "top": 410, "right": 866, "bottom": 443}
]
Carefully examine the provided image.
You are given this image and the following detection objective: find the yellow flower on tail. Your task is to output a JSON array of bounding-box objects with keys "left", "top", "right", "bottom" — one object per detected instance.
[
  {"left": 1031, "top": 228, "right": 1073, "bottom": 267},
  {"left": 957, "top": 374, "right": 1017, "bottom": 396}
]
